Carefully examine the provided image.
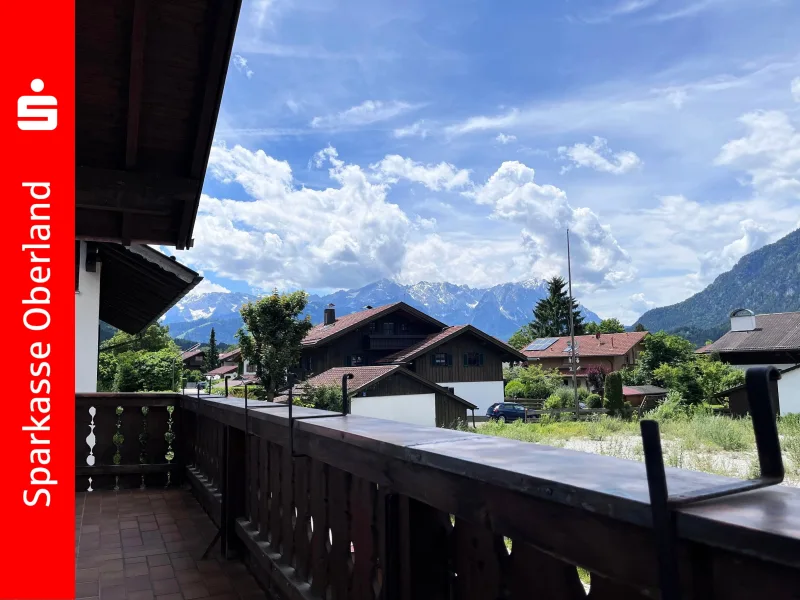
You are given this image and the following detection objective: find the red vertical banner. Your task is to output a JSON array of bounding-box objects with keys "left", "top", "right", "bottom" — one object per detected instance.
[{"left": 1, "top": 1, "right": 75, "bottom": 598}]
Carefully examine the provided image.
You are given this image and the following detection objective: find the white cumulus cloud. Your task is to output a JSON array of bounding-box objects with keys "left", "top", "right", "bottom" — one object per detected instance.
[
  {"left": 715, "top": 110, "right": 800, "bottom": 197},
  {"left": 370, "top": 155, "right": 472, "bottom": 191},
  {"left": 558, "top": 137, "right": 643, "bottom": 174},
  {"left": 310, "top": 100, "right": 419, "bottom": 129},
  {"left": 175, "top": 144, "right": 413, "bottom": 291},
  {"left": 467, "top": 161, "right": 635, "bottom": 289}
]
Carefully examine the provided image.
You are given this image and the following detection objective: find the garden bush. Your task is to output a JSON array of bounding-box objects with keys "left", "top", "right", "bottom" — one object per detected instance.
[
  {"left": 586, "top": 393, "right": 603, "bottom": 409},
  {"left": 504, "top": 380, "right": 526, "bottom": 399}
]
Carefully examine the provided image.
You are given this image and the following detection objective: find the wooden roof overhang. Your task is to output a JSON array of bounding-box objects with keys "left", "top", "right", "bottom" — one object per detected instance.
[
  {"left": 96, "top": 243, "right": 202, "bottom": 334},
  {"left": 76, "top": 0, "right": 242, "bottom": 249}
]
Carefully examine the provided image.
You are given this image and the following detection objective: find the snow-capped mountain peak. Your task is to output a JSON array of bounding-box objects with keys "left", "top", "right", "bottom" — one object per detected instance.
[{"left": 162, "top": 279, "right": 601, "bottom": 344}]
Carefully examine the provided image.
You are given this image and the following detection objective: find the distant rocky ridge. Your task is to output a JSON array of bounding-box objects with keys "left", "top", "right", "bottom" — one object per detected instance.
[
  {"left": 161, "top": 278, "right": 601, "bottom": 344},
  {"left": 636, "top": 228, "right": 800, "bottom": 344}
]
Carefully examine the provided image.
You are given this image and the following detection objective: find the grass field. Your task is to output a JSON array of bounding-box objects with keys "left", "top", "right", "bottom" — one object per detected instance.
[{"left": 466, "top": 413, "right": 800, "bottom": 485}]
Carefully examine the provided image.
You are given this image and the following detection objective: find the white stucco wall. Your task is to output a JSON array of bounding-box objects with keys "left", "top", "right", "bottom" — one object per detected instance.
[
  {"left": 778, "top": 369, "right": 800, "bottom": 415},
  {"left": 75, "top": 241, "right": 102, "bottom": 392},
  {"left": 439, "top": 380, "right": 504, "bottom": 415},
  {"left": 350, "top": 393, "right": 436, "bottom": 427}
]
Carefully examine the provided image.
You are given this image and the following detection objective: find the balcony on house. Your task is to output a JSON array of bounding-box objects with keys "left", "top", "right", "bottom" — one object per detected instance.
[
  {"left": 367, "top": 333, "right": 431, "bottom": 351},
  {"left": 75, "top": 387, "right": 800, "bottom": 600}
]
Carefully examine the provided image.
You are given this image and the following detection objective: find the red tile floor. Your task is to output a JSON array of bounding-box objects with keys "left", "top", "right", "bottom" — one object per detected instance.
[{"left": 76, "top": 489, "right": 269, "bottom": 600}]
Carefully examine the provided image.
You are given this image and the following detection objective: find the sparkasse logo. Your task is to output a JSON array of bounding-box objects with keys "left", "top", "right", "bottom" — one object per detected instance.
[{"left": 18, "top": 78, "right": 57, "bottom": 130}]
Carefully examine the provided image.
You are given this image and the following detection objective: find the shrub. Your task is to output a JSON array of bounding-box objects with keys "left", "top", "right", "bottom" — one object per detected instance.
[
  {"left": 300, "top": 384, "right": 343, "bottom": 412},
  {"left": 505, "top": 380, "right": 526, "bottom": 398},
  {"left": 646, "top": 390, "right": 687, "bottom": 421},
  {"left": 586, "top": 393, "right": 603, "bottom": 409},
  {"left": 603, "top": 371, "right": 626, "bottom": 417},
  {"left": 544, "top": 387, "right": 580, "bottom": 410},
  {"left": 577, "top": 387, "right": 590, "bottom": 400},
  {"left": 517, "top": 365, "right": 563, "bottom": 399}
]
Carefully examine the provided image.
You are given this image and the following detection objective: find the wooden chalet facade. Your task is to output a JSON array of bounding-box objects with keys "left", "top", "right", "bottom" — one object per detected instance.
[
  {"left": 296, "top": 303, "right": 449, "bottom": 378},
  {"left": 295, "top": 304, "right": 527, "bottom": 415},
  {"left": 181, "top": 345, "right": 205, "bottom": 370}
]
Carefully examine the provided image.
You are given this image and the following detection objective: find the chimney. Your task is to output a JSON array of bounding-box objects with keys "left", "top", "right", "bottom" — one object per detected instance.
[
  {"left": 730, "top": 308, "right": 756, "bottom": 332},
  {"left": 595, "top": 332, "right": 601, "bottom": 340},
  {"left": 323, "top": 303, "right": 336, "bottom": 326}
]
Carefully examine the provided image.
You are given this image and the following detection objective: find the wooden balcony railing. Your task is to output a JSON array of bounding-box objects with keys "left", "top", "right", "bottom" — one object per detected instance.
[
  {"left": 75, "top": 393, "right": 182, "bottom": 492},
  {"left": 178, "top": 395, "right": 800, "bottom": 599},
  {"left": 368, "top": 334, "right": 429, "bottom": 350}
]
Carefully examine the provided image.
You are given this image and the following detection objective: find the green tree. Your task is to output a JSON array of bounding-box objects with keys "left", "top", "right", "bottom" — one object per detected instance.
[
  {"left": 634, "top": 323, "right": 647, "bottom": 332},
  {"left": 603, "top": 371, "right": 627, "bottom": 417},
  {"left": 585, "top": 318, "right": 626, "bottom": 334},
  {"left": 204, "top": 328, "right": 220, "bottom": 372},
  {"left": 638, "top": 331, "right": 696, "bottom": 380},
  {"left": 97, "top": 352, "right": 118, "bottom": 392},
  {"left": 113, "top": 348, "right": 181, "bottom": 392},
  {"left": 237, "top": 290, "right": 313, "bottom": 401},
  {"left": 529, "top": 276, "right": 585, "bottom": 337},
  {"left": 101, "top": 323, "right": 175, "bottom": 354},
  {"left": 652, "top": 362, "right": 704, "bottom": 404},
  {"left": 508, "top": 326, "right": 534, "bottom": 350}
]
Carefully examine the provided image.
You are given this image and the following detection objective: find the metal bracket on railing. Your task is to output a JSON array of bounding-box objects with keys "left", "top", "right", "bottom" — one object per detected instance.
[
  {"left": 289, "top": 373, "right": 354, "bottom": 458},
  {"left": 640, "top": 366, "right": 784, "bottom": 600}
]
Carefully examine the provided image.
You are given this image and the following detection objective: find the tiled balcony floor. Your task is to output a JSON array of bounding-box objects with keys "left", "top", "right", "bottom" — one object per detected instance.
[{"left": 76, "top": 489, "right": 268, "bottom": 600}]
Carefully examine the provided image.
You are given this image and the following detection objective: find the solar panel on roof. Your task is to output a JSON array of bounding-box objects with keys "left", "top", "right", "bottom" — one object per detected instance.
[{"left": 525, "top": 337, "right": 559, "bottom": 351}]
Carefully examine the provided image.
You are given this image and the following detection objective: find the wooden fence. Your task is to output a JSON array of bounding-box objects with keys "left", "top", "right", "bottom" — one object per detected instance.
[{"left": 177, "top": 394, "right": 800, "bottom": 600}]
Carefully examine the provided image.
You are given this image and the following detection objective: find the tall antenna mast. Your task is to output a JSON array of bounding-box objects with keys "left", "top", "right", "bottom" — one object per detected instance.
[{"left": 567, "top": 229, "right": 580, "bottom": 415}]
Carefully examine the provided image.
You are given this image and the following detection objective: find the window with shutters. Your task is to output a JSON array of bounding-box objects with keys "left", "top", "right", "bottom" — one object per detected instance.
[
  {"left": 464, "top": 352, "right": 484, "bottom": 367},
  {"left": 382, "top": 322, "right": 394, "bottom": 335},
  {"left": 349, "top": 354, "right": 364, "bottom": 366}
]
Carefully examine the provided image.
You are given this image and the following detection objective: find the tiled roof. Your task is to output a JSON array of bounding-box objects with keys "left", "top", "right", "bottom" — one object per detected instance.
[
  {"left": 219, "top": 349, "right": 241, "bottom": 362},
  {"left": 522, "top": 332, "right": 648, "bottom": 359},
  {"left": 206, "top": 364, "right": 238, "bottom": 376},
  {"left": 377, "top": 326, "right": 466, "bottom": 363},
  {"left": 302, "top": 366, "right": 477, "bottom": 409},
  {"left": 697, "top": 312, "right": 800, "bottom": 354},
  {"left": 306, "top": 365, "right": 400, "bottom": 391},
  {"left": 302, "top": 302, "right": 446, "bottom": 346},
  {"left": 181, "top": 349, "right": 204, "bottom": 361},
  {"left": 377, "top": 324, "right": 528, "bottom": 364},
  {"left": 623, "top": 385, "right": 668, "bottom": 396}
]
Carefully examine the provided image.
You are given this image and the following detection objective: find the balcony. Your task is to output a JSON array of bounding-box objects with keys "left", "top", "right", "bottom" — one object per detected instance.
[
  {"left": 76, "top": 392, "right": 800, "bottom": 599},
  {"left": 368, "top": 333, "right": 429, "bottom": 351}
]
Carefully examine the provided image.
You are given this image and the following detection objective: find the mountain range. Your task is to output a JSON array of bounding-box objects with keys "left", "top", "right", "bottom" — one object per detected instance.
[
  {"left": 162, "top": 279, "right": 601, "bottom": 344},
  {"left": 636, "top": 227, "right": 800, "bottom": 344}
]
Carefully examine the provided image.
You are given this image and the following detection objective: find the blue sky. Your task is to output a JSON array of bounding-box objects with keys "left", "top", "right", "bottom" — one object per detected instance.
[{"left": 171, "top": 0, "right": 800, "bottom": 323}]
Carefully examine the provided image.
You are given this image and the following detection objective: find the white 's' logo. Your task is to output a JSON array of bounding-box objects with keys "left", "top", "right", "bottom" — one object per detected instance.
[{"left": 18, "top": 79, "right": 57, "bottom": 131}]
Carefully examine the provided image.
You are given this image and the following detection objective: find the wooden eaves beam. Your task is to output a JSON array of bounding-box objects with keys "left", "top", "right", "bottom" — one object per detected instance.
[{"left": 125, "top": 0, "right": 147, "bottom": 170}]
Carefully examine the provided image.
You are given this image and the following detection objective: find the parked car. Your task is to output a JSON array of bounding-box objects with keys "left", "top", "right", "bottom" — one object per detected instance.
[{"left": 486, "top": 402, "right": 526, "bottom": 422}]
